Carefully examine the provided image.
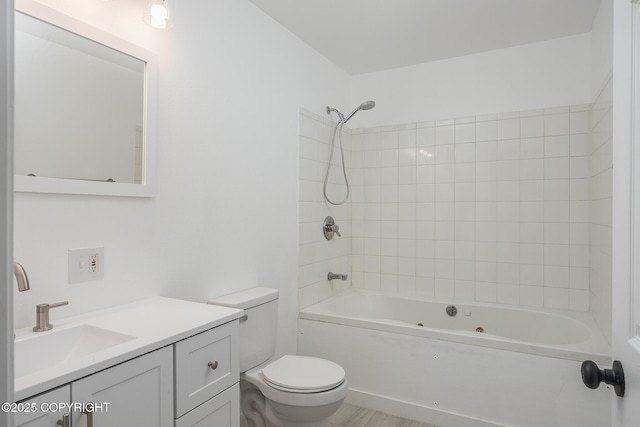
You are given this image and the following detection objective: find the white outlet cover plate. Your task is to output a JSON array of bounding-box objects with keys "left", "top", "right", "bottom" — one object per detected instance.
[{"left": 68, "top": 247, "right": 104, "bottom": 284}]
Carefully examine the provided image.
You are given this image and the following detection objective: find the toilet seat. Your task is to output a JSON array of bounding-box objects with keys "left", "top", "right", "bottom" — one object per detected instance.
[{"left": 260, "top": 355, "right": 345, "bottom": 393}]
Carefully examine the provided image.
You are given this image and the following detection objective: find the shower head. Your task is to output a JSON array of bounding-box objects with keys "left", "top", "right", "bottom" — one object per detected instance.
[
  {"left": 343, "top": 100, "right": 376, "bottom": 123},
  {"left": 359, "top": 100, "right": 376, "bottom": 111}
]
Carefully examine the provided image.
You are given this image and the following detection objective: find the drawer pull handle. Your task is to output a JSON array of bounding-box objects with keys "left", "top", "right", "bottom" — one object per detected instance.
[
  {"left": 56, "top": 413, "right": 70, "bottom": 427},
  {"left": 82, "top": 403, "right": 94, "bottom": 427},
  {"left": 208, "top": 360, "right": 219, "bottom": 370}
]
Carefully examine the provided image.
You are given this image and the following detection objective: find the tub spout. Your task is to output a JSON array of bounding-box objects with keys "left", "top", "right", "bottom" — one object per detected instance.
[{"left": 328, "top": 272, "right": 348, "bottom": 281}]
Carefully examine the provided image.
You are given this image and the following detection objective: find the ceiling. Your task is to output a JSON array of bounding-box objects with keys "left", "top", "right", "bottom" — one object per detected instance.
[{"left": 248, "top": 0, "right": 602, "bottom": 75}]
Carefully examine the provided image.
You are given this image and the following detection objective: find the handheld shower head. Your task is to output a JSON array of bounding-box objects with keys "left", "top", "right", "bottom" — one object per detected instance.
[
  {"left": 343, "top": 100, "right": 376, "bottom": 123},
  {"left": 323, "top": 99, "right": 376, "bottom": 206},
  {"left": 359, "top": 100, "right": 376, "bottom": 111}
]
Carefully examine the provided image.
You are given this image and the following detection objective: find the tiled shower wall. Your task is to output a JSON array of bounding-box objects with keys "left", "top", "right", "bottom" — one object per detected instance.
[
  {"left": 298, "top": 109, "right": 351, "bottom": 308},
  {"left": 589, "top": 75, "right": 613, "bottom": 341},
  {"left": 299, "top": 94, "right": 613, "bottom": 318},
  {"left": 349, "top": 106, "right": 592, "bottom": 311}
]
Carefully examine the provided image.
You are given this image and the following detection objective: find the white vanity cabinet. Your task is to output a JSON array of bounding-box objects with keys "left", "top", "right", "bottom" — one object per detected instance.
[
  {"left": 71, "top": 345, "right": 173, "bottom": 427},
  {"left": 14, "top": 298, "right": 242, "bottom": 427},
  {"left": 17, "top": 347, "right": 173, "bottom": 427},
  {"left": 16, "top": 320, "right": 241, "bottom": 427}
]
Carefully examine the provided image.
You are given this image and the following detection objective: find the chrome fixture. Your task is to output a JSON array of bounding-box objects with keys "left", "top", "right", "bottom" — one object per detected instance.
[
  {"left": 13, "top": 262, "right": 30, "bottom": 292},
  {"left": 325, "top": 107, "right": 344, "bottom": 122},
  {"left": 33, "top": 301, "right": 69, "bottom": 332},
  {"left": 327, "top": 272, "right": 348, "bottom": 281},
  {"left": 343, "top": 100, "right": 376, "bottom": 124},
  {"left": 323, "top": 216, "right": 341, "bottom": 240},
  {"left": 324, "top": 100, "right": 376, "bottom": 205},
  {"left": 446, "top": 305, "right": 457, "bottom": 317},
  {"left": 325, "top": 101, "right": 376, "bottom": 126}
]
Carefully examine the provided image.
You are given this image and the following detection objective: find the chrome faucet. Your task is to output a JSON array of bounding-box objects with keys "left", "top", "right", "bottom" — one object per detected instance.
[
  {"left": 14, "top": 262, "right": 30, "bottom": 292},
  {"left": 33, "top": 301, "right": 69, "bottom": 332},
  {"left": 327, "top": 272, "right": 348, "bottom": 281}
]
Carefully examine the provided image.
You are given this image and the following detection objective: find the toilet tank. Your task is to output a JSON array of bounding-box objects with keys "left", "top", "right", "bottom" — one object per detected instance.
[{"left": 207, "top": 287, "right": 278, "bottom": 372}]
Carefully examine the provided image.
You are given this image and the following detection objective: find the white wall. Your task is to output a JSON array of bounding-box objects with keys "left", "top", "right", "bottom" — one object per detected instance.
[
  {"left": 348, "top": 34, "right": 592, "bottom": 128},
  {"left": 13, "top": 0, "right": 349, "bottom": 357},
  {"left": 590, "top": 0, "right": 613, "bottom": 98}
]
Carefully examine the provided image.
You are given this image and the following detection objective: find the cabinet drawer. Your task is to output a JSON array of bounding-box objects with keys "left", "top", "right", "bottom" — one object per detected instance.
[
  {"left": 15, "top": 385, "right": 70, "bottom": 427},
  {"left": 174, "top": 320, "right": 239, "bottom": 417},
  {"left": 175, "top": 383, "right": 239, "bottom": 427}
]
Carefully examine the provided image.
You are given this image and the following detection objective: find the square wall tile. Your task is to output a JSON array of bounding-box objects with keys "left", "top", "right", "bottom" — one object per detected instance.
[
  {"left": 498, "top": 119, "right": 520, "bottom": 140},
  {"left": 520, "top": 285, "right": 544, "bottom": 307},
  {"left": 544, "top": 136, "right": 570, "bottom": 158},
  {"left": 520, "top": 115, "right": 544, "bottom": 138},
  {"left": 436, "top": 125, "right": 455, "bottom": 145},
  {"left": 476, "top": 121, "right": 497, "bottom": 142},
  {"left": 455, "top": 123, "right": 476, "bottom": 143},
  {"left": 544, "top": 113, "right": 570, "bottom": 136}
]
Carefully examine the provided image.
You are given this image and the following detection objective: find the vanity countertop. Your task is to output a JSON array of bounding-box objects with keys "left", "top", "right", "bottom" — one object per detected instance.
[{"left": 14, "top": 297, "right": 243, "bottom": 401}]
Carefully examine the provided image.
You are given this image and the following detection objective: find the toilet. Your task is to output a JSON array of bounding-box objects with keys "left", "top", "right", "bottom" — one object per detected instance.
[{"left": 208, "top": 287, "right": 348, "bottom": 427}]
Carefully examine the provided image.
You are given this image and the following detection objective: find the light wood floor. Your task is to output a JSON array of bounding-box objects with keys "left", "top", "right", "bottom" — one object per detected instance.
[{"left": 330, "top": 403, "right": 441, "bottom": 427}]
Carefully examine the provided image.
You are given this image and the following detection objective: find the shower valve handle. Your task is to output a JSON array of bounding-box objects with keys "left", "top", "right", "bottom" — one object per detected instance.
[{"left": 323, "top": 216, "right": 341, "bottom": 240}]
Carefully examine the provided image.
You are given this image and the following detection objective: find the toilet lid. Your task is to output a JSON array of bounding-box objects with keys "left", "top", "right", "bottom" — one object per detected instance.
[{"left": 261, "top": 355, "right": 345, "bottom": 392}]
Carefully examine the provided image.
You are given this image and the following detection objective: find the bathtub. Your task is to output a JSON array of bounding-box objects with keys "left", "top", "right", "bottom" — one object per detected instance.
[{"left": 298, "top": 291, "right": 612, "bottom": 427}]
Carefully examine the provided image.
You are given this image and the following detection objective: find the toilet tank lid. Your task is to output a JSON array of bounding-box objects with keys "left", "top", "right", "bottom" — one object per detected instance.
[{"left": 207, "top": 287, "right": 278, "bottom": 309}]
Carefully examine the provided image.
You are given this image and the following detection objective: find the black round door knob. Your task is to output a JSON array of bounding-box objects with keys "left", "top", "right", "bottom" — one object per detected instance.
[{"left": 581, "top": 360, "right": 625, "bottom": 397}]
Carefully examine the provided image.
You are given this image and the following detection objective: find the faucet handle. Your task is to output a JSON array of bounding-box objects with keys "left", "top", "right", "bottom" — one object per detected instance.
[{"left": 48, "top": 301, "right": 69, "bottom": 310}]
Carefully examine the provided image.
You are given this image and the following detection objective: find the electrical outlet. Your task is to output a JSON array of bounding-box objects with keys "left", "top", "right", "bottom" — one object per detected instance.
[
  {"left": 89, "top": 253, "right": 99, "bottom": 274},
  {"left": 68, "top": 247, "right": 104, "bottom": 283}
]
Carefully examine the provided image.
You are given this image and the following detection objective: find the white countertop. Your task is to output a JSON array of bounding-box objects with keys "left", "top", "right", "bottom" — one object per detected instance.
[{"left": 14, "top": 296, "right": 243, "bottom": 401}]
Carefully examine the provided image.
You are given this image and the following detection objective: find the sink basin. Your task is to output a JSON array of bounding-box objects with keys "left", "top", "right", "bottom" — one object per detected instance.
[{"left": 15, "top": 325, "right": 135, "bottom": 378}]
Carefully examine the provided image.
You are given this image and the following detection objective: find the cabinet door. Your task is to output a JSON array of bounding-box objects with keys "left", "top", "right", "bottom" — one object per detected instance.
[
  {"left": 175, "top": 384, "right": 239, "bottom": 427},
  {"left": 72, "top": 346, "right": 173, "bottom": 427},
  {"left": 15, "top": 385, "right": 70, "bottom": 427}
]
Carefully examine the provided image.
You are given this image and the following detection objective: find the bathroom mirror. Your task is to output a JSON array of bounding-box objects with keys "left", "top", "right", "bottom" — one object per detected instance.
[{"left": 13, "top": 0, "right": 158, "bottom": 197}]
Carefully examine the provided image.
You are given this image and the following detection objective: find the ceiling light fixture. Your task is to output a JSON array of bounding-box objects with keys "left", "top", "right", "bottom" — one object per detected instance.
[{"left": 143, "top": 0, "right": 173, "bottom": 29}]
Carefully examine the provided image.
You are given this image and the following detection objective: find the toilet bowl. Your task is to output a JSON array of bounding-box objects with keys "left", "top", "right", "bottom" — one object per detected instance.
[
  {"left": 241, "top": 355, "right": 348, "bottom": 427},
  {"left": 208, "top": 288, "right": 348, "bottom": 427}
]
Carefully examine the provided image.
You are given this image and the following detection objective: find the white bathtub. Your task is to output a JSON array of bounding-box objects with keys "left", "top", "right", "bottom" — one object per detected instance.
[{"left": 298, "top": 291, "right": 612, "bottom": 427}]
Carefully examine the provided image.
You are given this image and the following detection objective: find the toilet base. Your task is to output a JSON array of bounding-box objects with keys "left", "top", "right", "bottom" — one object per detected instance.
[{"left": 240, "top": 381, "right": 345, "bottom": 427}]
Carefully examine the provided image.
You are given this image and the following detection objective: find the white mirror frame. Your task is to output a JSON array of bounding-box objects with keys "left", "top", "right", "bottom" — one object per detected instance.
[{"left": 14, "top": 0, "right": 158, "bottom": 197}]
